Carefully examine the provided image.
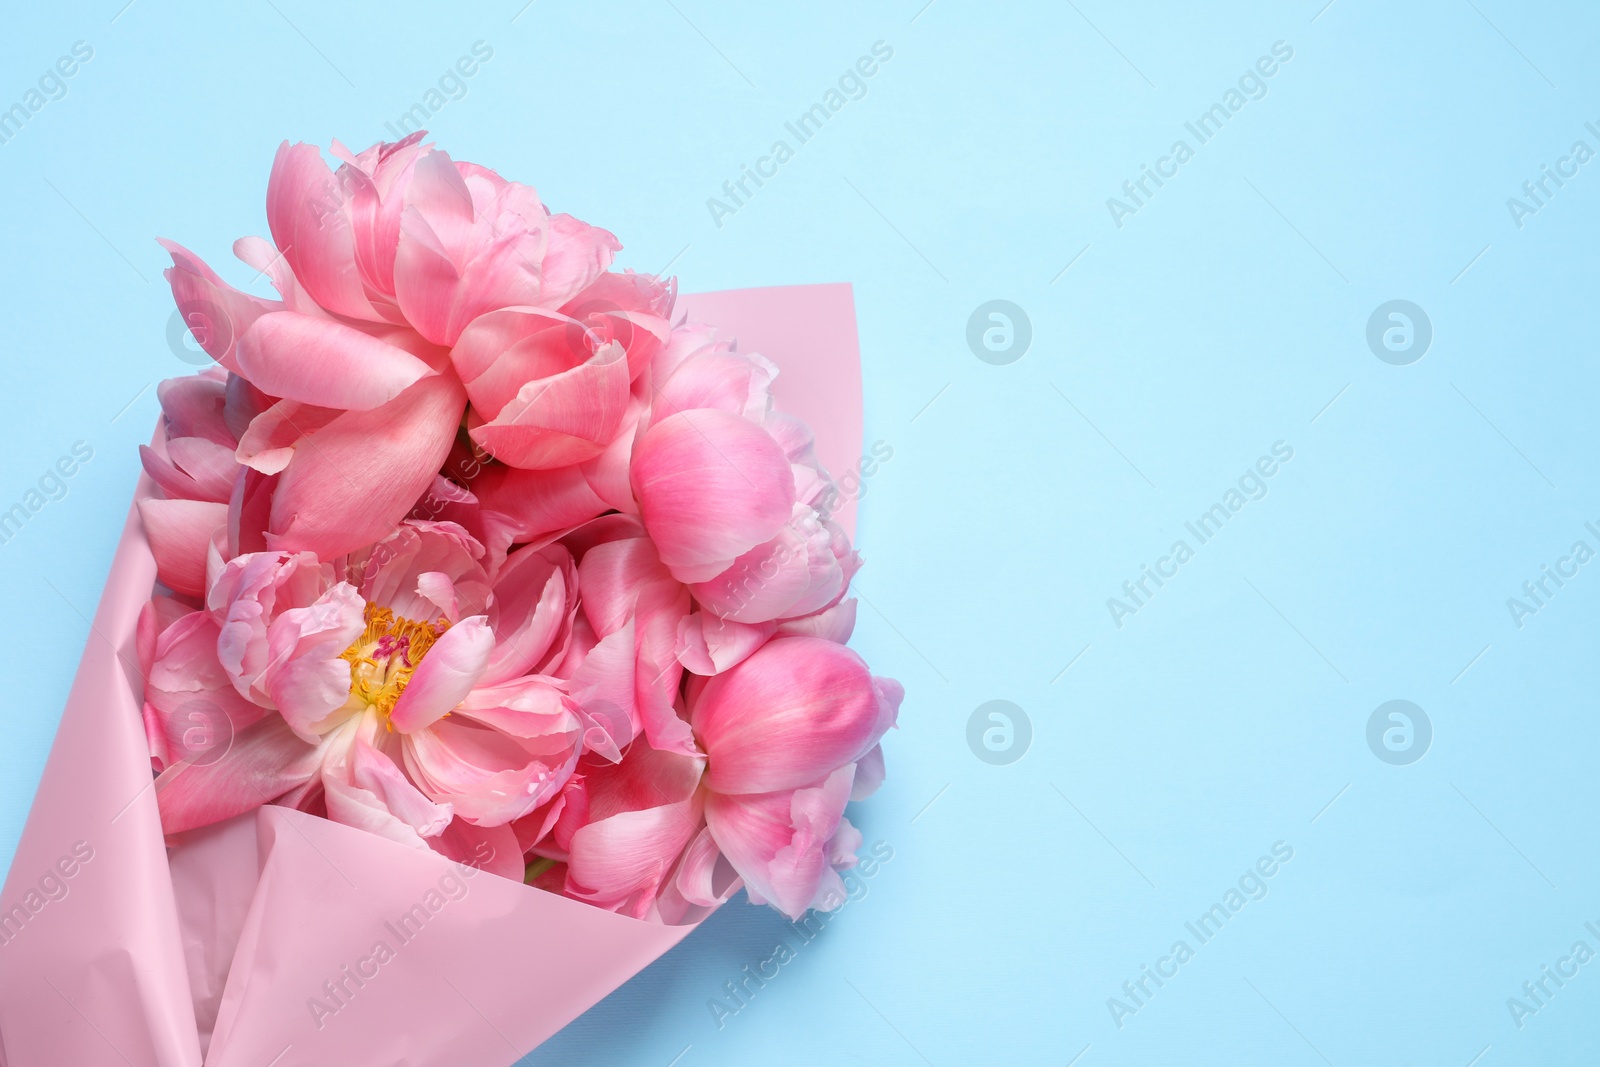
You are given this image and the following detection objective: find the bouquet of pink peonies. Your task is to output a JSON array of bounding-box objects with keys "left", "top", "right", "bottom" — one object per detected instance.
[{"left": 0, "top": 134, "right": 899, "bottom": 1067}]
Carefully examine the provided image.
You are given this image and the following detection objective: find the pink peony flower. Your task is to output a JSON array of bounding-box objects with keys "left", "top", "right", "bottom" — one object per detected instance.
[
  {"left": 551, "top": 515, "right": 694, "bottom": 759},
  {"left": 690, "top": 636, "right": 900, "bottom": 918},
  {"left": 556, "top": 742, "right": 706, "bottom": 919},
  {"left": 266, "top": 135, "right": 620, "bottom": 344},
  {"left": 631, "top": 327, "right": 859, "bottom": 624},
  {"left": 149, "top": 520, "right": 583, "bottom": 858},
  {"left": 531, "top": 635, "right": 899, "bottom": 920},
  {"left": 157, "top": 133, "right": 676, "bottom": 563}
]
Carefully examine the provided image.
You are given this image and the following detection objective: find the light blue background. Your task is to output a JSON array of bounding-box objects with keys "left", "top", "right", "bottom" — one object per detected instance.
[{"left": 2, "top": 1, "right": 1598, "bottom": 1064}]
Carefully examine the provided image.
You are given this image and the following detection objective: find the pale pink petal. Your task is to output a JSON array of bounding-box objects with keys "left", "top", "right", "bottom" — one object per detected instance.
[
  {"left": 776, "top": 598, "right": 858, "bottom": 644},
  {"left": 631, "top": 408, "right": 794, "bottom": 580},
  {"left": 469, "top": 463, "right": 611, "bottom": 554},
  {"left": 138, "top": 498, "right": 228, "bottom": 598},
  {"left": 573, "top": 534, "right": 696, "bottom": 755},
  {"left": 703, "top": 764, "right": 855, "bottom": 920},
  {"left": 450, "top": 306, "right": 578, "bottom": 418},
  {"left": 565, "top": 802, "right": 701, "bottom": 919},
  {"left": 403, "top": 702, "right": 579, "bottom": 825},
  {"left": 156, "top": 374, "right": 234, "bottom": 446},
  {"left": 321, "top": 774, "right": 433, "bottom": 849},
  {"left": 234, "top": 311, "right": 434, "bottom": 411},
  {"left": 691, "top": 636, "right": 898, "bottom": 795},
  {"left": 266, "top": 373, "right": 466, "bottom": 560},
  {"left": 414, "top": 571, "right": 462, "bottom": 622},
  {"left": 391, "top": 203, "right": 463, "bottom": 345},
  {"left": 403, "top": 150, "right": 477, "bottom": 256},
  {"left": 676, "top": 613, "right": 775, "bottom": 676},
  {"left": 346, "top": 729, "right": 453, "bottom": 838},
  {"left": 427, "top": 817, "right": 524, "bottom": 879},
  {"left": 265, "top": 141, "right": 380, "bottom": 321},
  {"left": 155, "top": 715, "right": 324, "bottom": 836},
  {"left": 480, "top": 543, "right": 573, "bottom": 686},
  {"left": 159, "top": 240, "right": 276, "bottom": 372},
  {"left": 670, "top": 826, "right": 741, "bottom": 911},
  {"left": 234, "top": 400, "right": 342, "bottom": 476},
  {"left": 851, "top": 744, "right": 885, "bottom": 801},
  {"left": 652, "top": 349, "right": 776, "bottom": 425},
  {"left": 164, "top": 437, "right": 239, "bottom": 502},
  {"left": 538, "top": 213, "right": 620, "bottom": 307},
  {"left": 349, "top": 520, "right": 489, "bottom": 623},
  {"left": 689, "top": 507, "right": 851, "bottom": 623},
  {"left": 388, "top": 615, "right": 493, "bottom": 733},
  {"left": 565, "top": 744, "right": 705, "bottom": 917},
  {"left": 233, "top": 235, "right": 323, "bottom": 316},
  {"left": 468, "top": 341, "right": 631, "bottom": 469},
  {"left": 512, "top": 772, "right": 587, "bottom": 856},
  {"left": 561, "top": 623, "right": 639, "bottom": 760},
  {"left": 141, "top": 606, "right": 267, "bottom": 772},
  {"left": 262, "top": 583, "right": 365, "bottom": 740}
]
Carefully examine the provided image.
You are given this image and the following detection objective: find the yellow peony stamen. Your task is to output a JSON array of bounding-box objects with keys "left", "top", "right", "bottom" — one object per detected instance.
[{"left": 339, "top": 603, "right": 451, "bottom": 723}]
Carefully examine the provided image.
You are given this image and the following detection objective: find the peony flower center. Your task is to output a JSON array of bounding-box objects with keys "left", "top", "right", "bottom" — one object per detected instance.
[{"left": 339, "top": 603, "right": 450, "bottom": 720}]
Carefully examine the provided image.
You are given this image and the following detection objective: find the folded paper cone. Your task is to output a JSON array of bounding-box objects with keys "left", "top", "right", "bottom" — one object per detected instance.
[{"left": 0, "top": 284, "right": 862, "bottom": 1067}]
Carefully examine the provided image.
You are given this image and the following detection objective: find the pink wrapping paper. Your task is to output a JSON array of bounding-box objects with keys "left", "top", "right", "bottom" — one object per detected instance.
[{"left": 0, "top": 283, "right": 863, "bottom": 1067}]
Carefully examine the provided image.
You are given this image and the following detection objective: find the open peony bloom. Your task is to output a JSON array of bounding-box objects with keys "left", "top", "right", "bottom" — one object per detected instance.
[
  {"left": 266, "top": 135, "right": 619, "bottom": 344},
  {"left": 158, "top": 132, "right": 677, "bottom": 563},
  {"left": 148, "top": 520, "right": 583, "bottom": 862}
]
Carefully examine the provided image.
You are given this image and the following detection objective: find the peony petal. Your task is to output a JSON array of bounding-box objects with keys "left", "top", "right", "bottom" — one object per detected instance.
[
  {"left": 669, "top": 825, "right": 742, "bottom": 912},
  {"left": 573, "top": 533, "right": 696, "bottom": 755},
  {"left": 344, "top": 728, "right": 453, "bottom": 838},
  {"left": 468, "top": 341, "right": 631, "bottom": 469},
  {"left": 388, "top": 615, "right": 493, "bottom": 733},
  {"left": 235, "top": 400, "right": 341, "bottom": 475},
  {"left": 480, "top": 543, "right": 573, "bottom": 686},
  {"left": 776, "top": 597, "right": 858, "bottom": 644},
  {"left": 676, "top": 613, "right": 775, "bottom": 676},
  {"left": 391, "top": 202, "right": 463, "bottom": 345},
  {"left": 561, "top": 623, "right": 639, "bottom": 760},
  {"left": 155, "top": 715, "right": 325, "bottom": 836},
  {"left": 631, "top": 408, "right": 794, "bottom": 579},
  {"left": 265, "top": 373, "right": 466, "bottom": 560},
  {"left": 138, "top": 498, "right": 229, "bottom": 598},
  {"left": 351, "top": 519, "right": 488, "bottom": 622},
  {"left": 450, "top": 306, "right": 579, "bottom": 418},
  {"left": 262, "top": 583, "right": 365, "bottom": 741},
  {"left": 850, "top": 744, "right": 885, "bottom": 801},
  {"left": 427, "top": 817, "right": 524, "bottom": 879},
  {"left": 692, "top": 636, "right": 897, "bottom": 796},
  {"left": 156, "top": 374, "right": 234, "bottom": 446},
  {"left": 652, "top": 349, "right": 777, "bottom": 426},
  {"left": 164, "top": 437, "right": 240, "bottom": 502},
  {"left": 538, "top": 213, "right": 620, "bottom": 308},
  {"left": 403, "top": 681, "right": 585, "bottom": 825},
  {"left": 159, "top": 240, "right": 277, "bottom": 372},
  {"left": 234, "top": 311, "right": 435, "bottom": 411},
  {"left": 564, "top": 743, "right": 705, "bottom": 917},
  {"left": 141, "top": 605, "right": 268, "bottom": 772},
  {"left": 703, "top": 764, "right": 855, "bottom": 920},
  {"left": 265, "top": 141, "right": 381, "bottom": 321}
]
